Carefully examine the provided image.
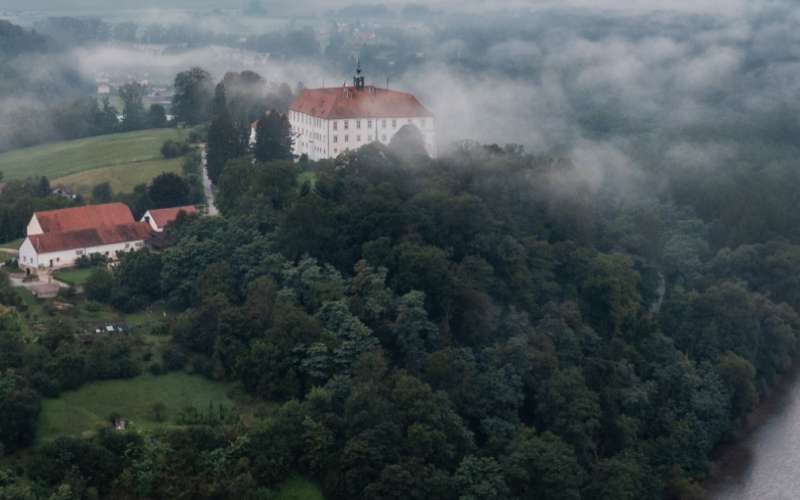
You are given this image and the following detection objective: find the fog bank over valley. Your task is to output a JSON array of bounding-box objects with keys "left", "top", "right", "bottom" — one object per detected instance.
[{"left": 3, "top": 0, "right": 800, "bottom": 193}]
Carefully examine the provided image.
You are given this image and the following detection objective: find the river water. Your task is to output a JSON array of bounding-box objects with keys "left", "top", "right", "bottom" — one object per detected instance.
[{"left": 711, "top": 371, "right": 800, "bottom": 499}]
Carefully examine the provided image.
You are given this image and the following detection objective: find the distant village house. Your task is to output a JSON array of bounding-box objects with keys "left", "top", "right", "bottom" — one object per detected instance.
[{"left": 51, "top": 184, "right": 78, "bottom": 200}]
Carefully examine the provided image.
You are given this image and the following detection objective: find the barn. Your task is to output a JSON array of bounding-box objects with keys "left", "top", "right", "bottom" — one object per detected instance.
[{"left": 18, "top": 203, "right": 152, "bottom": 271}]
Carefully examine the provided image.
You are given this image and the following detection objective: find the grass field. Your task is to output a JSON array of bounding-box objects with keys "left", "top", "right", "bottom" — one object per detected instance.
[
  {"left": 53, "top": 267, "right": 96, "bottom": 286},
  {"left": 0, "top": 129, "right": 190, "bottom": 192},
  {"left": 56, "top": 157, "right": 184, "bottom": 197},
  {"left": 275, "top": 476, "right": 325, "bottom": 500},
  {"left": 37, "top": 373, "right": 234, "bottom": 443}
]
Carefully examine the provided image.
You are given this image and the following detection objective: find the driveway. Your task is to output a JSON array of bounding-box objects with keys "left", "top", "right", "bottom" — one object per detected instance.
[
  {"left": 201, "top": 146, "right": 219, "bottom": 216},
  {"left": 9, "top": 272, "right": 67, "bottom": 298}
]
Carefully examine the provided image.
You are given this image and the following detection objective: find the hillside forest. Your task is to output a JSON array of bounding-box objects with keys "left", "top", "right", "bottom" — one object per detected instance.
[{"left": 3, "top": 10, "right": 800, "bottom": 500}]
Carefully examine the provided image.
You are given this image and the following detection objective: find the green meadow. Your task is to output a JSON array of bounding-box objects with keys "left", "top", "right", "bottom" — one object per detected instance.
[{"left": 0, "top": 129, "right": 189, "bottom": 193}]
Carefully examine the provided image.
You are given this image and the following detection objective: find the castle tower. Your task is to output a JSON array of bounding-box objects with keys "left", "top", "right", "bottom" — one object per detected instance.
[{"left": 353, "top": 59, "right": 365, "bottom": 90}]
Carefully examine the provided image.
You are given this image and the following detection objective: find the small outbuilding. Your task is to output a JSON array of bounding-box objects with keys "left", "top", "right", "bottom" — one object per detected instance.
[{"left": 141, "top": 205, "right": 198, "bottom": 232}]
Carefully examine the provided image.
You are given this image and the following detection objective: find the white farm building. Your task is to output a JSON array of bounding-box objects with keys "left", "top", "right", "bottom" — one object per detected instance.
[
  {"left": 141, "top": 205, "right": 198, "bottom": 232},
  {"left": 288, "top": 66, "right": 436, "bottom": 160},
  {"left": 19, "top": 203, "right": 151, "bottom": 271}
]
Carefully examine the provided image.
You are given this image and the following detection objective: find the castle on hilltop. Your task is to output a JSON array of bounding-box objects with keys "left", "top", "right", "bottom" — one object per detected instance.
[{"left": 288, "top": 64, "right": 436, "bottom": 160}]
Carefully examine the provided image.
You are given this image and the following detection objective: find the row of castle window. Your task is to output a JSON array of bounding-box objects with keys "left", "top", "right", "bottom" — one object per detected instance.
[
  {"left": 293, "top": 114, "right": 428, "bottom": 131},
  {"left": 332, "top": 118, "right": 427, "bottom": 131},
  {"left": 332, "top": 134, "right": 388, "bottom": 144}
]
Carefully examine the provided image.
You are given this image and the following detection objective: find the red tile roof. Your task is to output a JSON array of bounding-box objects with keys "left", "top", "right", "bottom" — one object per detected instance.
[
  {"left": 28, "top": 222, "right": 152, "bottom": 254},
  {"left": 34, "top": 203, "right": 135, "bottom": 234},
  {"left": 289, "top": 86, "right": 434, "bottom": 119},
  {"left": 148, "top": 205, "right": 198, "bottom": 228}
]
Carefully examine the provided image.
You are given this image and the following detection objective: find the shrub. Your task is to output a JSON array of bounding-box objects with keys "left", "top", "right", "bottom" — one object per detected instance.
[
  {"left": 161, "top": 139, "right": 190, "bottom": 159},
  {"left": 85, "top": 301, "right": 102, "bottom": 312},
  {"left": 75, "top": 253, "right": 108, "bottom": 269},
  {"left": 162, "top": 347, "right": 187, "bottom": 371},
  {"left": 151, "top": 402, "right": 167, "bottom": 422},
  {"left": 188, "top": 123, "right": 208, "bottom": 143},
  {"left": 84, "top": 269, "right": 114, "bottom": 303}
]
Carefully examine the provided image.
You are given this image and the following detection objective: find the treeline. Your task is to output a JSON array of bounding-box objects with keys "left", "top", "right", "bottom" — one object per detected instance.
[
  {"left": 0, "top": 177, "right": 74, "bottom": 243},
  {"left": 0, "top": 17, "right": 297, "bottom": 153},
  {"left": 201, "top": 69, "right": 294, "bottom": 183},
  {"left": 1, "top": 141, "right": 795, "bottom": 498}
]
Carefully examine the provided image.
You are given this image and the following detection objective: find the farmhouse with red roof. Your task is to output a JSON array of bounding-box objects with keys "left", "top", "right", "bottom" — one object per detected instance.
[
  {"left": 19, "top": 203, "right": 153, "bottom": 271},
  {"left": 287, "top": 63, "right": 436, "bottom": 160}
]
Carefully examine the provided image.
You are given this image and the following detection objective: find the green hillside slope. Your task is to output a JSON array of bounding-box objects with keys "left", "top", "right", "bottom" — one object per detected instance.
[{"left": 0, "top": 129, "right": 190, "bottom": 193}]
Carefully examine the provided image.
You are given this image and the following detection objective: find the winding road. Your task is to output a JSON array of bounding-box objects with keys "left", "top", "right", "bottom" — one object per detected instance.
[{"left": 201, "top": 147, "right": 219, "bottom": 216}]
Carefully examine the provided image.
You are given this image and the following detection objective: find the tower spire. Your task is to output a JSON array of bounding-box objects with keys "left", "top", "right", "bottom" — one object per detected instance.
[{"left": 353, "top": 58, "right": 365, "bottom": 90}]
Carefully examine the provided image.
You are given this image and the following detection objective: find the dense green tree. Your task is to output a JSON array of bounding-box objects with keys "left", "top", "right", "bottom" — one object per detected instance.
[
  {"left": 504, "top": 427, "right": 583, "bottom": 500},
  {"left": 114, "top": 249, "right": 163, "bottom": 302},
  {"left": 91, "top": 181, "right": 112, "bottom": 203},
  {"left": 206, "top": 84, "right": 243, "bottom": 184},
  {"left": 84, "top": 268, "right": 114, "bottom": 303},
  {"left": 455, "top": 455, "right": 509, "bottom": 500},
  {"left": 581, "top": 253, "right": 641, "bottom": 336},
  {"left": 536, "top": 367, "right": 601, "bottom": 461},
  {"left": 172, "top": 67, "right": 214, "bottom": 126},
  {"left": 147, "top": 103, "right": 168, "bottom": 128},
  {"left": 118, "top": 82, "right": 146, "bottom": 131},
  {"left": 148, "top": 172, "right": 190, "bottom": 208},
  {"left": 254, "top": 111, "right": 293, "bottom": 162},
  {"left": 392, "top": 291, "right": 439, "bottom": 371},
  {"left": 718, "top": 351, "right": 758, "bottom": 419},
  {"left": 0, "top": 369, "right": 40, "bottom": 452}
]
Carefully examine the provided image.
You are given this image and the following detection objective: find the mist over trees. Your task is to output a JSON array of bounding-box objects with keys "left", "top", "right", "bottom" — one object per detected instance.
[{"left": 172, "top": 67, "right": 214, "bottom": 126}]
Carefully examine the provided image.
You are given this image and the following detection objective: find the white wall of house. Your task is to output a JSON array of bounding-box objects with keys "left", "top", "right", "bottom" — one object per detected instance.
[
  {"left": 18, "top": 238, "right": 146, "bottom": 271},
  {"left": 249, "top": 126, "right": 257, "bottom": 147},
  {"left": 27, "top": 215, "right": 43, "bottom": 236},
  {"left": 289, "top": 111, "right": 437, "bottom": 161}
]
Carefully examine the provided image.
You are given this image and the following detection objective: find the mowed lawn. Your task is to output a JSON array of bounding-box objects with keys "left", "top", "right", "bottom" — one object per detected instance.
[
  {"left": 52, "top": 267, "right": 96, "bottom": 286},
  {"left": 37, "top": 373, "right": 234, "bottom": 443},
  {"left": 0, "top": 129, "right": 189, "bottom": 191}
]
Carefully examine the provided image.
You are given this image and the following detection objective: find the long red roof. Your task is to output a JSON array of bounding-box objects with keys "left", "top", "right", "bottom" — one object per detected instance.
[
  {"left": 34, "top": 203, "right": 134, "bottom": 234},
  {"left": 28, "top": 222, "right": 152, "bottom": 254},
  {"left": 289, "top": 86, "right": 434, "bottom": 119},
  {"left": 148, "top": 205, "right": 197, "bottom": 228}
]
